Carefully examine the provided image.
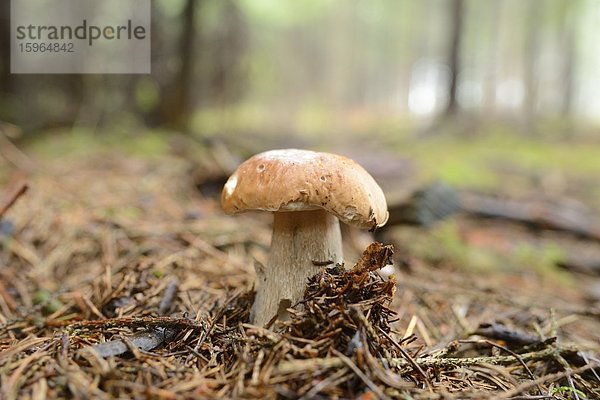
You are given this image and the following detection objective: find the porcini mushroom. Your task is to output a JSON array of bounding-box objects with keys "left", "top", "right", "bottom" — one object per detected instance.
[{"left": 221, "top": 149, "right": 388, "bottom": 326}]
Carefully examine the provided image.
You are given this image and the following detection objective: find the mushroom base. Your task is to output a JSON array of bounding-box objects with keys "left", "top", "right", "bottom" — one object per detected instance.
[{"left": 252, "top": 210, "right": 343, "bottom": 326}]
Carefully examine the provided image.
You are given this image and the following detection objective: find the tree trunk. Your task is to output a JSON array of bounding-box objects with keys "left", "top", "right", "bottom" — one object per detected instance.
[
  {"left": 0, "top": 0, "right": 13, "bottom": 106},
  {"left": 560, "top": 1, "right": 577, "bottom": 118},
  {"left": 444, "top": 0, "right": 464, "bottom": 117},
  {"left": 523, "top": 0, "right": 540, "bottom": 135},
  {"left": 206, "top": 0, "right": 247, "bottom": 106},
  {"left": 482, "top": 1, "right": 502, "bottom": 115},
  {"left": 158, "top": 0, "right": 197, "bottom": 129}
]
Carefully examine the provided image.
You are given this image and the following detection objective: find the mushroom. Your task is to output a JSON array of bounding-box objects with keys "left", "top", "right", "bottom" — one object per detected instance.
[{"left": 221, "top": 149, "right": 388, "bottom": 326}]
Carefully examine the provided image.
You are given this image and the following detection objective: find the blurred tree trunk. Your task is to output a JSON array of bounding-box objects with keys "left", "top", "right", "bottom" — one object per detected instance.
[
  {"left": 560, "top": 2, "right": 577, "bottom": 118},
  {"left": 0, "top": 0, "right": 84, "bottom": 130},
  {"left": 444, "top": 0, "right": 464, "bottom": 117},
  {"left": 523, "top": 0, "right": 540, "bottom": 135},
  {"left": 0, "top": 0, "right": 13, "bottom": 113},
  {"left": 327, "top": 0, "right": 358, "bottom": 111},
  {"left": 158, "top": 0, "right": 198, "bottom": 129},
  {"left": 206, "top": 0, "right": 247, "bottom": 106},
  {"left": 483, "top": 1, "right": 501, "bottom": 116}
]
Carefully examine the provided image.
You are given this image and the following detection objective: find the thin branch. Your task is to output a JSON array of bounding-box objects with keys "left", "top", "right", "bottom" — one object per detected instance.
[
  {"left": 377, "top": 326, "right": 431, "bottom": 388},
  {"left": 331, "top": 349, "right": 386, "bottom": 400},
  {"left": 276, "top": 346, "right": 579, "bottom": 374},
  {"left": 499, "top": 364, "right": 596, "bottom": 399},
  {"left": 0, "top": 181, "right": 28, "bottom": 218}
]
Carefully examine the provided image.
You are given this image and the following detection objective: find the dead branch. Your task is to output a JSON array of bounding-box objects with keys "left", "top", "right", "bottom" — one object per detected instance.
[
  {"left": 473, "top": 323, "right": 542, "bottom": 347},
  {"left": 461, "top": 192, "right": 600, "bottom": 241},
  {"left": 276, "top": 346, "right": 585, "bottom": 374},
  {"left": 67, "top": 316, "right": 200, "bottom": 332},
  {"left": 385, "top": 181, "right": 460, "bottom": 227},
  {"left": 82, "top": 281, "right": 185, "bottom": 358},
  {"left": 90, "top": 328, "right": 178, "bottom": 358},
  {"left": 0, "top": 181, "right": 28, "bottom": 218}
]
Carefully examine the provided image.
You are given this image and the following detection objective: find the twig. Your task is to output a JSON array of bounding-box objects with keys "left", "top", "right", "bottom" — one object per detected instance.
[
  {"left": 461, "top": 339, "right": 543, "bottom": 394},
  {"left": 377, "top": 326, "right": 431, "bottom": 388},
  {"left": 2, "top": 348, "right": 47, "bottom": 400},
  {"left": 0, "top": 337, "right": 50, "bottom": 361},
  {"left": 350, "top": 306, "right": 432, "bottom": 390},
  {"left": 67, "top": 316, "right": 202, "bottom": 332},
  {"left": 499, "top": 364, "right": 596, "bottom": 399},
  {"left": 473, "top": 323, "right": 541, "bottom": 347},
  {"left": 81, "top": 282, "right": 184, "bottom": 358},
  {"left": 90, "top": 328, "right": 177, "bottom": 358},
  {"left": 461, "top": 192, "right": 600, "bottom": 241},
  {"left": 276, "top": 346, "right": 575, "bottom": 374},
  {"left": 0, "top": 181, "right": 29, "bottom": 219},
  {"left": 331, "top": 349, "right": 386, "bottom": 400},
  {"left": 187, "top": 290, "right": 242, "bottom": 363}
]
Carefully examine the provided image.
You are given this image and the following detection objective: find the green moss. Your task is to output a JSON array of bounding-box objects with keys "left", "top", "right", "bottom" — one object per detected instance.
[
  {"left": 33, "top": 289, "right": 64, "bottom": 316},
  {"left": 389, "top": 131, "right": 600, "bottom": 206},
  {"left": 190, "top": 105, "right": 269, "bottom": 137},
  {"left": 423, "top": 220, "right": 505, "bottom": 273},
  {"left": 550, "top": 386, "right": 587, "bottom": 398},
  {"left": 26, "top": 128, "right": 173, "bottom": 160},
  {"left": 152, "top": 269, "right": 164, "bottom": 278},
  {"left": 102, "top": 205, "right": 144, "bottom": 221},
  {"left": 401, "top": 220, "right": 574, "bottom": 286},
  {"left": 513, "top": 242, "right": 573, "bottom": 285}
]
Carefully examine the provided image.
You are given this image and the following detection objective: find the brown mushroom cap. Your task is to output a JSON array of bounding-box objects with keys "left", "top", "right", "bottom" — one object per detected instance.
[{"left": 221, "top": 149, "right": 389, "bottom": 230}]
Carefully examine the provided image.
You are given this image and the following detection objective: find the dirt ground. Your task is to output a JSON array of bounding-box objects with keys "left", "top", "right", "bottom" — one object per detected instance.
[{"left": 1, "top": 146, "right": 599, "bottom": 399}]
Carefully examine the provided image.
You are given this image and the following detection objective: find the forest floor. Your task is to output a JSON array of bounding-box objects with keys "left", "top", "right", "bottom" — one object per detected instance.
[{"left": 1, "top": 130, "right": 600, "bottom": 399}]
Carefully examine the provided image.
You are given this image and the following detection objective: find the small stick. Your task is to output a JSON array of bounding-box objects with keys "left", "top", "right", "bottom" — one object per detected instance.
[
  {"left": 311, "top": 260, "right": 334, "bottom": 266},
  {"left": 331, "top": 349, "right": 386, "bottom": 400},
  {"left": 276, "top": 346, "right": 576, "bottom": 373},
  {"left": 186, "top": 290, "right": 242, "bottom": 363},
  {"left": 461, "top": 339, "right": 542, "bottom": 394},
  {"left": 499, "top": 364, "right": 595, "bottom": 399},
  {"left": 0, "top": 182, "right": 28, "bottom": 218},
  {"left": 377, "top": 326, "right": 432, "bottom": 389},
  {"left": 67, "top": 316, "right": 202, "bottom": 332}
]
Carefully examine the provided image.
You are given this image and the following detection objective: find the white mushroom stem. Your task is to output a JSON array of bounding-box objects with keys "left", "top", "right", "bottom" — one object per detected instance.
[{"left": 252, "top": 209, "right": 343, "bottom": 326}]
